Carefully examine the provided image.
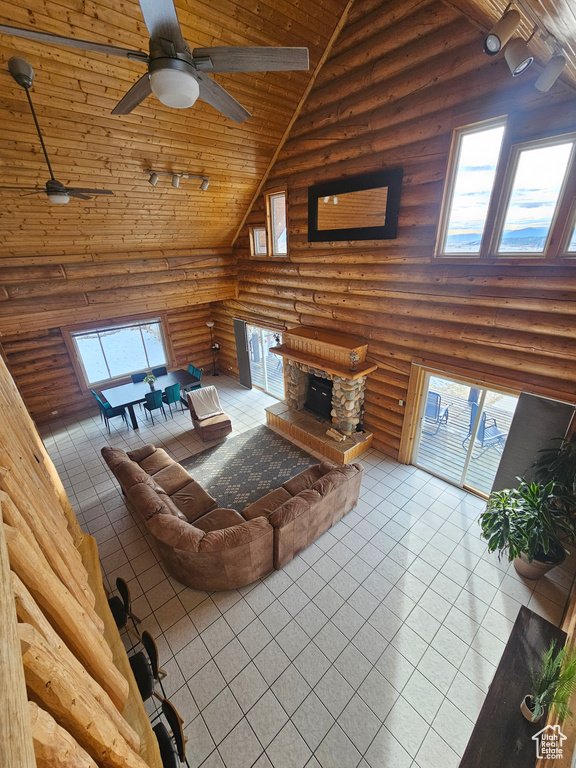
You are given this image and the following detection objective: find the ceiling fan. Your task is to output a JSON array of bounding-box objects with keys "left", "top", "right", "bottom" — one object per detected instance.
[
  {"left": 1, "top": 57, "right": 115, "bottom": 204},
  {"left": 0, "top": 0, "right": 309, "bottom": 123}
]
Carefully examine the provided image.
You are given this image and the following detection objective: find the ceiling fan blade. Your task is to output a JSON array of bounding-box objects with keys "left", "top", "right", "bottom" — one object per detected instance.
[
  {"left": 138, "top": 0, "right": 187, "bottom": 52},
  {"left": 195, "top": 72, "right": 250, "bottom": 123},
  {"left": 68, "top": 188, "right": 114, "bottom": 195},
  {"left": 193, "top": 46, "right": 309, "bottom": 73},
  {"left": 0, "top": 186, "right": 43, "bottom": 191},
  {"left": 67, "top": 191, "right": 92, "bottom": 200},
  {"left": 111, "top": 73, "right": 152, "bottom": 115},
  {"left": 0, "top": 24, "right": 148, "bottom": 61}
]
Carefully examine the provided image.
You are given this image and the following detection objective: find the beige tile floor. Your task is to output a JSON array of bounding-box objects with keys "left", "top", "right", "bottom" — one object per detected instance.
[{"left": 40, "top": 374, "right": 576, "bottom": 768}]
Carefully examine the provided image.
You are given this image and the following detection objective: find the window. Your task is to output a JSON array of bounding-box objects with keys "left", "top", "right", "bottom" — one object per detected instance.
[
  {"left": 495, "top": 136, "right": 575, "bottom": 255},
  {"left": 565, "top": 218, "right": 576, "bottom": 255},
  {"left": 250, "top": 226, "right": 268, "bottom": 256},
  {"left": 70, "top": 318, "right": 168, "bottom": 386},
  {"left": 267, "top": 190, "right": 288, "bottom": 256},
  {"left": 437, "top": 118, "right": 506, "bottom": 256}
]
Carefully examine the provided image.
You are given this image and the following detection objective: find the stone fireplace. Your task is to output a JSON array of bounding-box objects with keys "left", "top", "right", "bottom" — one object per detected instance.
[{"left": 265, "top": 325, "right": 377, "bottom": 463}]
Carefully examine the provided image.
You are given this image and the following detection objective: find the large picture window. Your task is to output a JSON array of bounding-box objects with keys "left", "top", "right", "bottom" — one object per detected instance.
[{"left": 70, "top": 318, "right": 168, "bottom": 386}]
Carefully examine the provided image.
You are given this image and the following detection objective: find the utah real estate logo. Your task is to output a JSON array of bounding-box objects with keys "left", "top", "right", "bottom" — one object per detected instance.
[{"left": 532, "top": 724, "right": 567, "bottom": 760}]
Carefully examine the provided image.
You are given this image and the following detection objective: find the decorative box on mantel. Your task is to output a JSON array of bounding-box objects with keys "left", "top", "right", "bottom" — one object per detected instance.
[{"left": 268, "top": 326, "right": 377, "bottom": 462}]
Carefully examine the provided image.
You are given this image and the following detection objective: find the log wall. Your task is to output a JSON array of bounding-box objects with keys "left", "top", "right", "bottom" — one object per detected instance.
[
  {"left": 0, "top": 247, "right": 236, "bottom": 422},
  {"left": 0, "top": 351, "right": 160, "bottom": 767},
  {"left": 221, "top": 0, "right": 576, "bottom": 459}
]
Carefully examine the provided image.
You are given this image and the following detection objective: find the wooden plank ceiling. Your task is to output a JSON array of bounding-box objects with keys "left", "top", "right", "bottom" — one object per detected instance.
[
  {"left": 0, "top": 0, "right": 575, "bottom": 260},
  {"left": 0, "top": 0, "right": 348, "bottom": 256}
]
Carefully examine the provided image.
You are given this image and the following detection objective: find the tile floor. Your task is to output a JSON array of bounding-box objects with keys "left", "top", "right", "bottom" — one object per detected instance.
[{"left": 40, "top": 374, "right": 576, "bottom": 768}]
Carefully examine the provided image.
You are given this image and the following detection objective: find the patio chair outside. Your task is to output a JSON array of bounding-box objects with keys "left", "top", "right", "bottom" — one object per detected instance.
[
  {"left": 463, "top": 402, "right": 508, "bottom": 456},
  {"left": 424, "top": 390, "right": 449, "bottom": 434}
]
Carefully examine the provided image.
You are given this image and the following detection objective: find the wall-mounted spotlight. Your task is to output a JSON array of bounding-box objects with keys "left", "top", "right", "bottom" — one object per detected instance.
[
  {"left": 144, "top": 170, "right": 210, "bottom": 190},
  {"left": 484, "top": 9, "right": 521, "bottom": 55},
  {"left": 535, "top": 54, "right": 566, "bottom": 92},
  {"left": 504, "top": 37, "right": 534, "bottom": 76}
]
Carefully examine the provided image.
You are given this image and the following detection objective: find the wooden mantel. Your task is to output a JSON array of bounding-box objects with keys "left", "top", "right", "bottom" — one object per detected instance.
[{"left": 270, "top": 325, "right": 377, "bottom": 380}]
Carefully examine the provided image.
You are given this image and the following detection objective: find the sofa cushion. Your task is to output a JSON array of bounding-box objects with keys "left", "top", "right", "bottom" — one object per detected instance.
[
  {"left": 127, "top": 483, "right": 187, "bottom": 522},
  {"left": 126, "top": 444, "right": 156, "bottom": 463},
  {"left": 242, "top": 487, "right": 292, "bottom": 521},
  {"left": 310, "top": 470, "right": 349, "bottom": 498},
  {"left": 199, "top": 517, "right": 272, "bottom": 552},
  {"left": 194, "top": 508, "right": 245, "bottom": 533},
  {"left": 147, "top": 513, "right": 204, "bottom": 552},
  {"left": 269, "top": 489, "right": 321, "bottom": 529},
  {"left": 101, "top": 446, "right": 130, "bottom": 471},
  {"left": 139, "top": 448, "right": 174, "bottom": 475},
  {"left": 152, "top": 463, "right": 193, "bottom": 495},
  {"left": 170, "top": 480, "right": 218, "bottom": 522},
  {"left": 281, "top": 465, "right": 323, "bottom": 496},
  {"left": 114, "top": 461, "right": 154, "bottom": 491}
]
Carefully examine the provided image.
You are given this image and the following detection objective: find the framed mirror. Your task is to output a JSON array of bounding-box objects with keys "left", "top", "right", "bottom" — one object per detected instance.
[{"left": 308, "top": 168, "right": 403, "bottom": 242}]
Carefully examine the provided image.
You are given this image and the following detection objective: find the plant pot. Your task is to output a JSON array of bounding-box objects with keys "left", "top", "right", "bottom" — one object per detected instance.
[
  {"left": 513, "top": 545, "right": 566, "bottom": 580},
  {"left": 148, "top": 383, "right": 154, "bottom": 390},
  {"left": 520, "top": 695, "right": 543, "bottom": 723}
]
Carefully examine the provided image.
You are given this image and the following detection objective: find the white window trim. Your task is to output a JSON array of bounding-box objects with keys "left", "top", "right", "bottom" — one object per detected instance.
[
  {"left": 489, "top": 131, "right": 576, "bottom": 259},
  {"left": 267, "top": 189, "right": 288, "bottom": 258},
  {"left": 250, "top": 225, "right": 268, "bottom": 257},
  {"left": 435, "top": 116, "right": 507, "bottom": 259}
]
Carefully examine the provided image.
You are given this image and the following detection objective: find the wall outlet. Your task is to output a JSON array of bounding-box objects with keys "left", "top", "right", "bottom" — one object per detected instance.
[
  {"left": 398, "top": 400, "right": 404, "bottom": 406},
  {"left": 51, "top": 410, "right": 58, "bottom": 414}
]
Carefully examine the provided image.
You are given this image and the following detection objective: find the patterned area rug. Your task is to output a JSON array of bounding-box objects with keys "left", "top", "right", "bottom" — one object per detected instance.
[{"left": 180, "top": 425, "right": 316, "bottom": 510}]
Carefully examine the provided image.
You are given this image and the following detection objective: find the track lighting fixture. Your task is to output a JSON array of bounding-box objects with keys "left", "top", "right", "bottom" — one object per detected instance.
[
  {"left": 535, "top": 54, "right": 566, "bottom": 92},
  {"left": 484, "top": 9, "right": 521, "bottom": 55},
  {"left": 144, "top": 170, "right": 210, "bottom": 191},
  {"left": 504, "top": 37, "right": 534, "bottom": 76}
]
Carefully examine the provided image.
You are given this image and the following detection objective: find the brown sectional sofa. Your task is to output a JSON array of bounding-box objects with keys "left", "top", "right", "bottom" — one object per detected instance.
[{"left": 102, "top": 443, "right": 363, "bottom": 591}]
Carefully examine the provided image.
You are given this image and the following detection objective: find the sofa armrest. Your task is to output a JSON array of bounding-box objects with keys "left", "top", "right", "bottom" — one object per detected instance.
[
  {"left": 269, "top": 489, "right": 320, "bottom": 529},
  {"left": 199, "top": 517, "right": 273, "bottom": 552},
  {"left": 146, "top": 513, "right": 205, "bottom": 552},
  {"left": 126, "top": 444, "right": 157, "bottom": 462}
]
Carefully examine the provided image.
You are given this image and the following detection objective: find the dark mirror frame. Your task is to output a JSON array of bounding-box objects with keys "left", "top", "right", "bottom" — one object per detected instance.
[{"left": 307, "top": 168, "right": 403, "bottom": 242}]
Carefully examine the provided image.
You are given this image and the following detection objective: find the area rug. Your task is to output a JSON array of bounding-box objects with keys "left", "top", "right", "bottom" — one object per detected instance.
[{"left": 180, "top": 425, "right": 316, "bottom": 510}]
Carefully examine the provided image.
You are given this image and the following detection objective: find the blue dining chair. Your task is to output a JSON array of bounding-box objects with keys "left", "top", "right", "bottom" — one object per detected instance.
[
  {"left": 162, "top": 382, "right": 182, "bottom": 416},
  {"left": 187, "top": 364, "right": 203, "bottom": 391},
  {"left": 93, "top": 392, "right": 128, "bottom": 433},
  {"left": 152, "top": 366, "right": 168, "bottom": 377},
  {"left": 131, "top": 372, "right": 147, "bottom": 383},
  {"left": 143, "top": 389, "right": 167, "bottom": 425}
]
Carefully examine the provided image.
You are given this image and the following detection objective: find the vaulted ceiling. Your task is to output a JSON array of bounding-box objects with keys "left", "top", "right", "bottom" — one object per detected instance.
[{"left": 0, "top": 0, "right": 575, "bottom": 259}]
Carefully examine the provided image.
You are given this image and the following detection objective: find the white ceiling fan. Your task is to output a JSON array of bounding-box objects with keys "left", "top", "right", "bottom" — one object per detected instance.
[{"left": 0, "top": 0, "right": 309, "bottom": 123}]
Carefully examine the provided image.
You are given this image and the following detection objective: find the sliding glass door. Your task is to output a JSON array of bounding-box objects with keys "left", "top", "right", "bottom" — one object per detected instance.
[
  {"left": 413, "top": 373, "right": 518, "bottom": 495},
  {"left": 246, "top": 325, "right": 285, "bottom": 399}
]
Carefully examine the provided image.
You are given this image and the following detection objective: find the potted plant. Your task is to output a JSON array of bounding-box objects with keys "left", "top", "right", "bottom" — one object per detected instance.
[
  {"left": 143, "top": 373, "right": 156, "bottom": 390},
  {"left": 479, "top": 479, "right": 576, "bottom": 579},
  {"left": 532, "top": 434, "right": 576, "bottom": 508},
  {"left": 521, "top": 641, "right": 576, "bottom": 723}
]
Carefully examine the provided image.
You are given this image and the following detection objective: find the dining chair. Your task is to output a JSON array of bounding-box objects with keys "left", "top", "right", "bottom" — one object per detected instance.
[
  {"left": 128, "top": 631, "right": 166, "bottom": 714},
  {"left": 153, "top": 699, "right": 190, "bottom": 767},
  {"left": 107, "top": 577, "right": 141, "bottom": 644},
  {"left": 187, "top": 364, "right": 203, "bottom": 390},
  {"left": 152, "top": 366, "right": 168, "bottom": 377},
  {"left": 162, "top": 382, "right": 182, "bottom": 416},
  {"left": 143, "top": 389, "right": 167, "bottom": 425},
  {"left": 90, "top": 389, "right": 104, "bottom": 422},
  {"left": 92, "top": 392, "right": 128, "bottom": 432},
  {"left": 131, "top": 372, "right": 147, "bottom": 383}
]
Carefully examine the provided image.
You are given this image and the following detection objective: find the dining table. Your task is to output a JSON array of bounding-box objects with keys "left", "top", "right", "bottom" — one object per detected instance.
[{"left": 100, "top": 369, "right": 201, "bottom": 429}]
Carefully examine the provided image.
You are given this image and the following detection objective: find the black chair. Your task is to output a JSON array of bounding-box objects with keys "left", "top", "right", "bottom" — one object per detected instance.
[
  {"left": 153, "top": 699, "right": 190, "bottom": 768},
  {"left": 423, "top": 390, "right": 449, "bottom": 434},
  {"left": 142, "top": 630, "right": 167, "bottom": 697},
  {"left": 108, "top": 577, "right": 141, "bottom": 643},
  {"left": 152, "top": 366, "right": 168, "bottom": 377},
  {"left": 463, "top": 402, "right": 508, "bottom": 456},
  {"left": 131, "top": 372, "right": 147, "bottom": 383}
]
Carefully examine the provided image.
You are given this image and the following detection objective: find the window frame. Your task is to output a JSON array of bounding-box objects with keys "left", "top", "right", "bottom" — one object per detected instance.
[
  {"left": 559, "top": 201, "right": 576, "bottom": 259},
  {"left": 435, "top": 116, "right": 508, "bottom": 259},
  {"left": 488, "top": 131, "right": 576, "bottom": 259},
  {"left": 249, "top": 225, "right": 268, "bottom": 257},
  {"left": 266, "top": 188, "right": 288, "bottom": 258},
  {"left": 62, "top": 313, "right": 174, "bottom": 391}
]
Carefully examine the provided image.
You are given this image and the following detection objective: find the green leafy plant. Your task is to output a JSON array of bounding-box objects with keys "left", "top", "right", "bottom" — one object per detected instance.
[
  {"left": 532, "top": 435, "right": 576, "bottom": 504},
  {"left": 143, "top": 374, "right": 156, "bottom": 384},
  {"left": 479, "top": 479, "right": 576, "bottom": 563},
  {"left": 528, "top": 642, "right": 576, "bottom": 722}
]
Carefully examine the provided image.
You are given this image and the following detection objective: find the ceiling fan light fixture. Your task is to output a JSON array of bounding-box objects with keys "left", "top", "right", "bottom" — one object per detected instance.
[
  {"left": 505, "top": 37, "right": 534, "bottom": 76},
  {"left": 484, "top": 9, "right": 521, "bottom": 55},
  {"left": 150, "top": 67, "right": 200, "bottom": 109},
  {"left": 47, "top": 192, "right": 70, "bottom": 204}
]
